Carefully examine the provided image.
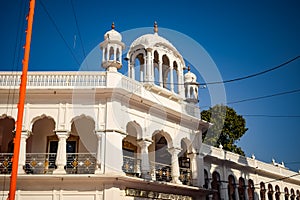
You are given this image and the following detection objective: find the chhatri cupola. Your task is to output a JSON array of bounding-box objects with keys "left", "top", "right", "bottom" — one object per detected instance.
[
  {"left": 100, "top": 22, "right": 125, "bottom": 72},
  {"left": 100, "top": 22, "right": 200, "bottom": 103}
]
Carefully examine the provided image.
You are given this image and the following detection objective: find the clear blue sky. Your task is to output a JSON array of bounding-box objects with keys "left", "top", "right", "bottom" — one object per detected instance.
[{"left": 1, "top": 0, "right": 300, "bottom": 171}]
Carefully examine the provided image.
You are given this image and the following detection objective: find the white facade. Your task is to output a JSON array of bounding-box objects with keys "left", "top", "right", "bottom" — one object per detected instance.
[{"left": 0, "top": 23, "right": 299, "bottom": 200}]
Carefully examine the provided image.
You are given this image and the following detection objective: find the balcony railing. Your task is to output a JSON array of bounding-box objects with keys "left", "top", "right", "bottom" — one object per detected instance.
[
  {"left": 0, "top": 72, "right": 106, "bottom": 88},
  {"left": 0, "top": 153, "right": 13, "bottom": 174},
  {"left": 122, "top": 155, "right": 141, "bottom": 177},
  {"left": 0, "top": 153, "right": 96, "bottom": 175}
]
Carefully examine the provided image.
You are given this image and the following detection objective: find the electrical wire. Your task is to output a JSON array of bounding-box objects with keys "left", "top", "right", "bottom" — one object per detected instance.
[
  {"left": 227, "top": 88, "right": 300, "bottom": 105},
  {"left": 242, "top": 114, "right": 300, "bottom": 118},
  {"left": 38, "top": 0, "right": 81, "bottom": 66},
  {"left": 6, "top": 0, "right": 27, "bottom": 115},
  {"left": 70, "top": 0, "right": 89, "bottom": 69},
  {"left": 141, "top": 55, "right": 300, "bottom": 86},
  {"left": 201, "top": 55, "right": 300, "bottom": 85}
]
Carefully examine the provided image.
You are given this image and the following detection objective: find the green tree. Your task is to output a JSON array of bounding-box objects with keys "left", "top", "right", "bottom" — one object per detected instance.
[{"left": 201, "top": 105, "right": 248, "bottom": 156}]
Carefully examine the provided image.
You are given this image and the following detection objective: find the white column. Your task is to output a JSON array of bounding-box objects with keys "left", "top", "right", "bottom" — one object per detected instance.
[
  {"left": 18, "top": 130, "right": 30, "bottom": 174},
  {"left": 113, "top": 46, "right": 117, "bottom": 61},
  {"left": 170, "top": 64, "right": 174, "bottom": 92},
  {"left": 104, "top": 131, "right": 125, "bottom": 175},
  {"left": 196, "top": 154, "right": 205, "bottom": 187},
  {"left": 53, "top": 131, "right": 69, "bottom": 174},
  {"left": 146, "top": 48, "right": 152, "bottom": 82},
  {"left": 95, "top": 131, "right": 104, "bottom": 174},
  {"left": 102, "top": 48, "right": 105, "bottom": 63},
  {"left": 127, "top": 60, "right": 131, "bottom": 78},
  {"left": 106, "top": 46, "right": 109, "bottom": 61},
  {"left": 131, "top": 64, "right": 135, "bottom": 80},
  {"left": 137, "top": 139, "right": 152, "bottom": 179},
  {"left": 140, "top": 62, "right": 144, "bottom": 82},
  {"left": 188, "top": 152, "right": 198, "bottom": 186},
  {"left": 168, "top": 147, "right": 182, "bottom": 184},
  {"left": 118, "top": 48, "right": 122, "bottom": 64},
  {"left": 159, "top": 60, "right": 163, "bottom": 87}
]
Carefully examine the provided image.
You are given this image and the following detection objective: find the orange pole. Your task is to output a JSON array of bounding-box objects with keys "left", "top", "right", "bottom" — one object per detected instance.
[{"left": 8, "top": 0, "right": 35, "bottom": 200}]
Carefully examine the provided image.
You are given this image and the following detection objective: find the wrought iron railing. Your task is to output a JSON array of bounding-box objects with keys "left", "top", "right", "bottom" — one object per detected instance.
[
  {"left": 0, "top": 153, "right": 13, "bottom": 174},
  {"left": 179, "top": 167, "right": 192, "bottom": 185},
  {"left": 151, "top": 161, "right": 172, "bottom": 182},
  {"left": 122, "top": 156, "right": 141, "bottom": 176},
  {"left": 0, "top": 153, "right": 98, "bottom": 175},
  {"left": 65, "top": 153, "right": 96, "bottom": 174}
]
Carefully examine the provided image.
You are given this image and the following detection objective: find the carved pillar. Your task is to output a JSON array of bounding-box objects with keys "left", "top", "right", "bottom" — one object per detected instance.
[
  {"left": 113, "top": 46, "right": 117, "bottom": 61},
  {"left": 18, "top": 130, "right": 31, "bottom": 174},
  {"left": 159, "top": 60, "right": 163, "bottom": 87},
  {"left": 53, "top": 131, "right": 69, "bottom": 174},
  {"left": 104, "top": 130, "right": 125, "bottom": 174},
  {"left": 146, "top": 48, "right": 152, "bottom": 82},
  {"left": 95, "top": 131, "right": 104, "bottom": 174},
  {"left": 170, "top": 64, "right": 174, "bottom": 92},
  {"left": 168, "top": 147, "right": 182, "bottom": 184},
  {"left": 137, "top": 139, "right": 152, "bottom": 179}
]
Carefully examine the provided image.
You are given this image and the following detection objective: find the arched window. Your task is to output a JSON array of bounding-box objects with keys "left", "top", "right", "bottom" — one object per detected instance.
[
  {"left": 268, "top": 184, "right": 274, "bottom": 200},
  {"left": 275, "top": 185, "right": 280, "bottom": 200},
  {"left": 204, "top": 169, "right": 209, "bottom": 189},
  {"left": 238, "top": 177, "right": 246, "bottom": 200},
  {"left": 228, "top": 175, "right": 236, "bottom": 200},
  {"left": 285, "top": 187, "right": 290, "bottom": 200},
  {"left": 211, "top": 171, "right": 221, "bottom": 200},
  {"left": 248, "top": 179, "right": 255, "bottom": 200},
  {"left": 291, "top": 189, "right": 296, "bottom": 200},
  {"left": 260, "top": 182, "right": 266, "bottom": 200},
  {"left": 296, "top": 190, "right": 300, "bottom": 200}
]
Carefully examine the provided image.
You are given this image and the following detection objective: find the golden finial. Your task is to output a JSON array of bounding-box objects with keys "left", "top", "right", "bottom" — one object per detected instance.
[
  {"left": 111, "top": 22, "right": 115, "bottom": 29},
  {"left": 154, "top": 21, "right": 158, "bottom": 33}
]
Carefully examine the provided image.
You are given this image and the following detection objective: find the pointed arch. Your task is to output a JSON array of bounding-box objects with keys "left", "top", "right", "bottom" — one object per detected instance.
[{"left": 0, "top": 114, "right": 15, "bottom": 153}]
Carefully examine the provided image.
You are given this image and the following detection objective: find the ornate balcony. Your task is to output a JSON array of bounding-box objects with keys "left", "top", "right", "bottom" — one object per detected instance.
[{"left": 0, "top": 153, "right": 96, "bottom": 175}]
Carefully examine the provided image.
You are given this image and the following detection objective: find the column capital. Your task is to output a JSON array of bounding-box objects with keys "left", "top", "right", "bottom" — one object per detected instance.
[
  {"left": 137, "top": 138, "right": 152, "bottom": 147},
  {"left": 54, "top": 130, "right": 70, "bottom": 139},
  {"left": 21, "top": 130, "right": 31, "bottom": 138},
  {"left": 167, "top": 147, "right": 182, "bottom": 156}
]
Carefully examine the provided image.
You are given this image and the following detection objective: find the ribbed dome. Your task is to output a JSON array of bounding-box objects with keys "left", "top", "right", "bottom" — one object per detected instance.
[
  {"left": 130, "top": 33, "right": 176, "bottom": 50},
  {"left": 104, "top": 29, "right": 122, "bottom": 41}
]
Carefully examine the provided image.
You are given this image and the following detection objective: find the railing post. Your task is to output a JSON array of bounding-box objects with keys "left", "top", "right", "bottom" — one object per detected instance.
[{"left": 53, "top": 131, "right": 69, "bottom": 174}]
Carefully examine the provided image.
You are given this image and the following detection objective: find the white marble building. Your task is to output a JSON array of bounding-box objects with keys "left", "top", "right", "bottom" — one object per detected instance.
[{"left": 0, "top": 23, "right": 299, "bottom": 200}]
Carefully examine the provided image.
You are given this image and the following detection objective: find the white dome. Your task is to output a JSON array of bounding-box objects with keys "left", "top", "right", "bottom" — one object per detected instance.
[
  {"left": 184, "top": 71, "right": 197, "bottom": 83},
  {"left": 104, "top": 29, "right": 122, "bottom": 41},
  {"left": 130, "top": 33, "right": 176, "bottom": 50}
]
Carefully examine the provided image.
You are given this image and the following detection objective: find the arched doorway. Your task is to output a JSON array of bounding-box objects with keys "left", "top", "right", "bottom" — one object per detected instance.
[
  {"left": 178, "top": 139, "right": 192, "bottom": 185},
  {"left": 211, "top": 171, "right": 221, "bottom": 200},
  {"left": 0, "top": 115, "right": 15, "bottom": 174},
  {"left": 150, "top": 131, "right": 172, "bottom": 182},
  {"left": 238, "top": 177, "right": 246, "bottom": 200},
  {"left": 228, "top": 175, "right": 237, "bottom": 200},
  {"left": 122, "top": 121, "right": 141, "bottom": 176}
]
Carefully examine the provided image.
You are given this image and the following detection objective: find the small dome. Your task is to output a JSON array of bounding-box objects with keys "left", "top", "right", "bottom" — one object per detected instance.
[
  {"left": 130, "top": 33, "right": 176, "bottom": 50},
  {"left": 184, "top": 70, "right": 197, "bottom": 83},
  {"left": 104, "top": 23, "right": 122, "bottom": 41}
]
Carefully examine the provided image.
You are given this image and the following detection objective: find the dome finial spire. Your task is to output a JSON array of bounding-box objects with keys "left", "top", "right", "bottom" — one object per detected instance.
[
  {"left": 111, "top": 22, "right": 115, "bottom": 29},
  {"left": 154, "top": 21, "right": 158, "bottom": 34}
]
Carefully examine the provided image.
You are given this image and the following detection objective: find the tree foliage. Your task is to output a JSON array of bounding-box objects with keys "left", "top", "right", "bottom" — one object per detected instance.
[{"left": 201, "top": 105, "right": 248, "bottom": 156}]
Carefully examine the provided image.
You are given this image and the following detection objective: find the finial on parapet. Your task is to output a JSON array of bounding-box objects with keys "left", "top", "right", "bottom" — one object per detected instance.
[
  {"left": 111, "top": 22, "right": 115, "bottom": 29},
  {"left": 154, "top": 21, "right": 158, "bottom": 33}
]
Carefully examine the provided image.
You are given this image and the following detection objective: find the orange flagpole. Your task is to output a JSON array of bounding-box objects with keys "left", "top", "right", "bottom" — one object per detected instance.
[{"left": 8, "top": 0, "right": 35, "bottom": 200}]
